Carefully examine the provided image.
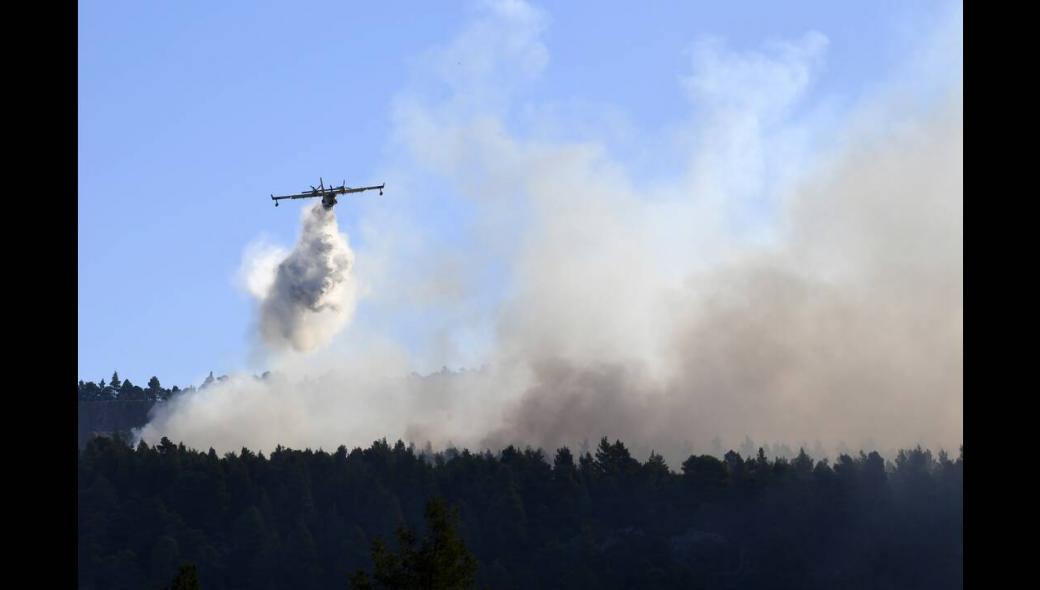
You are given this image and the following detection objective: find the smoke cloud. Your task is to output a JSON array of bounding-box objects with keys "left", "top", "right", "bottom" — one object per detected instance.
[
  {"left": 138, "top": 0, "right": 962, "bottom": 465},
  {"left": 254, "top": 204, "right": 359, "bottom": 354}
]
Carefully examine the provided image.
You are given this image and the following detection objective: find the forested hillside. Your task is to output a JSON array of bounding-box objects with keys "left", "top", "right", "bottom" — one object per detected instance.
[
  {"left": 78, "top": 373, "right": 215, "bottom": 448},
  {"left": 78, "top": 433, "right": 962, "bottom": 590}
]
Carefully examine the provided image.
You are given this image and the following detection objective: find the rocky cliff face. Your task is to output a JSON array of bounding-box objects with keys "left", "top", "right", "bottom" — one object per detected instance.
[{"left": 78, "top": 401, "right": 156, "bottom": 448}]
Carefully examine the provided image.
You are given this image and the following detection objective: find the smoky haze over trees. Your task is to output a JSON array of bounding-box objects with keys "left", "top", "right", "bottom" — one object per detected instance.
[
  {"left": 78, "top": 434, "right": 961, "bottom": 589},
  {"left": 134, "top": 3, "right": 962, "bottom": 461},
  {"left": 78, "top": 374, "right": 914, "bottom": 463}
]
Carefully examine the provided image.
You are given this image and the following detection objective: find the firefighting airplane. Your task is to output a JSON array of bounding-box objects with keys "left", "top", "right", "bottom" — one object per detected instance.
[{"left": 270, "top": 177, "right": 385, "bottom": 209}]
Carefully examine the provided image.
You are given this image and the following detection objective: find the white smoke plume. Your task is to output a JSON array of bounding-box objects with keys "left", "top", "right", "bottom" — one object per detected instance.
[
  {"left": 254, "top": 204, "right": 359, "bottom": 354},
  {"left": 138, "top": 0, "right": 962, "bottom": 465}
]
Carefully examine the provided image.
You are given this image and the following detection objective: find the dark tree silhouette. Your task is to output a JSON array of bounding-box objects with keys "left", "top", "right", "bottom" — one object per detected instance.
[{"left": 351, "top": 497, "right": 479, "bottom": 590}]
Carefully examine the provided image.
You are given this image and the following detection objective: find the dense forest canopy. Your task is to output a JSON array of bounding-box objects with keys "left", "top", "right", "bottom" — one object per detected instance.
[{"left": 79, "top": 431, "right": 961, "bottom": 589}]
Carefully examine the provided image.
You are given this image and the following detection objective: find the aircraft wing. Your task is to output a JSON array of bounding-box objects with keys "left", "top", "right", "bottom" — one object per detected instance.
[
  {"left": 337, "top": 184, "right": 385, "bottom": 195},
  {"left": 271, "top": 192, "right": 320, "bottom": 200}
]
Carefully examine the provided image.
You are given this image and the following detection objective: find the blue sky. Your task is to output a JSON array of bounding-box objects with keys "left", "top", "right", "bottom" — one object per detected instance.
[{"left": 79, "top": 0, "right": 958, "bottom": 388}]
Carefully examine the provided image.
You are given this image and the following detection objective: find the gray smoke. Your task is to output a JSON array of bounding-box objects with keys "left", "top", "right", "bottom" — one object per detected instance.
[
  {"left": 257, "top": 204, "right": 358, "bottom": 353},
  {"left": 475, "top": 90, "right": 963, "bottom": 464},
  {"left": 137, "top": 1, "right": 961, "bottom": 465}
]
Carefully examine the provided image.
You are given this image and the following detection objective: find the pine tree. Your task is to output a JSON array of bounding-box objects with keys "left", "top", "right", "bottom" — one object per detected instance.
[
  {"left": 793, "top": 447, "right": 814, "bottom": 477},
  {"left": 644, "top": 451, "right": 670, "bottom": 481},
  {"left": 594, "top": 437, "right": 639, "bottom": 477},
  {"left": 350, "top": 498, "right": 478, "bottom": 590}
]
